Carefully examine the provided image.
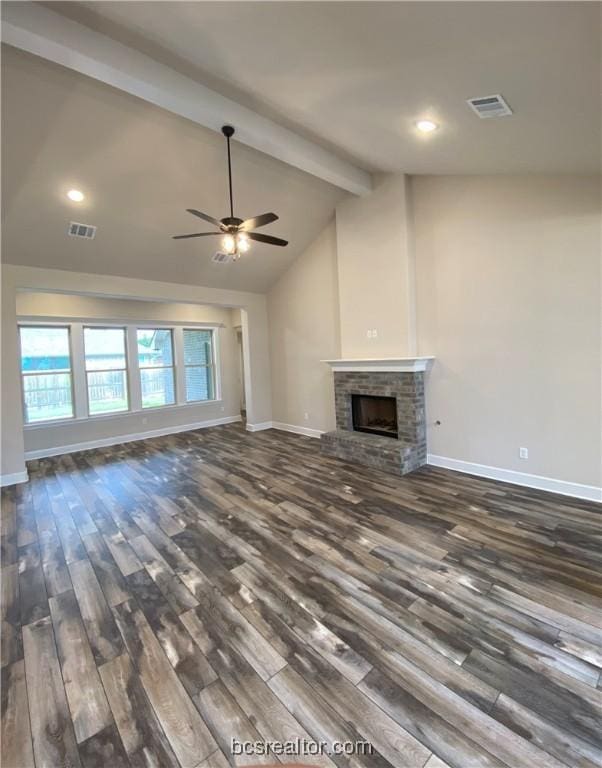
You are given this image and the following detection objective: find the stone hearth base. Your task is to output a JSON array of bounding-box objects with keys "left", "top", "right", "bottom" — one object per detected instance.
[
  {"left": 321, "top": 428, "right": 426, "bottom": 475},
  {"left": 320, "top": 368, "right": 427, "bottom": 477}
]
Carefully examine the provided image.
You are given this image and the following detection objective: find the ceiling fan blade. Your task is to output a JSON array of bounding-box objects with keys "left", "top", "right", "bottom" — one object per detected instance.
[
  {"left": 186, "top": 209, "right": 223, "bottom": 228},
  {"left": 172, "top": 232, "right": 221, "bottom": 239},
  {"left": 240, "top": 212, "right": 278, "bottom": 231},
  {"left": 247, "top": 231, "right": 288, "bottom": 247}
]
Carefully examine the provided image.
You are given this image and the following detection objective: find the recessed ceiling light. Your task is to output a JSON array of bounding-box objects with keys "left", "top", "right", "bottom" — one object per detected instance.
[
  {"left": 67, "top": 189, "right": 85, "bottom": 202},
  {"left": 416, "top": 120, "right": 438, "bottom": 133}
]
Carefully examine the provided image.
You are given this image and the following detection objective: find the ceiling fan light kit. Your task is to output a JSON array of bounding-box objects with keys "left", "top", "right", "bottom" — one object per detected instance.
[{"left": 172, "top": 125, "right": 288, "bottom": 260}]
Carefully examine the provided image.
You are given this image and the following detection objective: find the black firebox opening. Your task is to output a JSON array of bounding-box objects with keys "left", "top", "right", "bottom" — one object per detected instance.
[{"left": 351, "top": 394, "right": 398, "bottom": 439}]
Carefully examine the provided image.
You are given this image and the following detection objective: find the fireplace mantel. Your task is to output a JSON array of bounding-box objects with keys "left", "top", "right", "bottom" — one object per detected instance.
[{"left": 322, "top": 357, "right": 434, "bottom": 373}]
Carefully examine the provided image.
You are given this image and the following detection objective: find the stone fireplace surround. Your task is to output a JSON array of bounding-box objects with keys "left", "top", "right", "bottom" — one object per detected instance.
[{"left": 320, "top": 358, "right": 433, "bottom": 476}]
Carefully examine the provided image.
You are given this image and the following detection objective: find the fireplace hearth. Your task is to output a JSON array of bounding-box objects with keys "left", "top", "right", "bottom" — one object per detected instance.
[
  {"left": 320, "top": 358, "right": 433, "bottom": 476},
  {"left": 352, "top": 394, "right": 398, "bottom": 438}
]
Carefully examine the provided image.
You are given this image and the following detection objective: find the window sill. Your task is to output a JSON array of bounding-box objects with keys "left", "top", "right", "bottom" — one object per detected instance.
[{"left": 23, "top": 398, "right": 223, "bottom": 429}]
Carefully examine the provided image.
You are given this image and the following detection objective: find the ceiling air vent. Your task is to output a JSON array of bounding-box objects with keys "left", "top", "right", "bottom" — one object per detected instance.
[
  {"left": 211, "top": 251, "right": 234, "bottom": 264},
  {"left": 68, "top": 221, "right": 96, "bottom": 239},
  {"left": 467, "top": 94, "right": 513, "bottom": 119}
]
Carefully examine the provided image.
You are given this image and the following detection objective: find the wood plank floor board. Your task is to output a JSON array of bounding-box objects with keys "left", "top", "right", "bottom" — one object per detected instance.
[
  {"left": 98, "top": 652, "right": 180, "bottom": 768},
  {"left": 1, "top": 487, "right": 18, "bottom": 567},
  {"left": 22, "top": 615, "right": 82, "bottom": 768},
  {"left": 268, "top": 663, "right": 400, "bottom": 768},
  {"left": 68, "top": 559, "right": 125, "bottom": 665},
  {"left": 233, "top": 562, "right": 372, "bottom": 685},
  {"left": 181, "top": 585, "right": 286, "bottom": 681},
  {"left": 18, "top": 555, "right": 50, "bottom": 627},
  {"left": 38, "top": 528, "right": 73, "bottom": 597},
  {"left": 112, "top": 598, "right": 217, "bottom": 767},
  {"left": 408, "top": 595, "right": 601, "bottom": 687},
  {"left": 125, "top": 568, "right": 217, "bottom": 696},
  {"left": 1, "top": 564, "right": 22, "bottom": 668},
  {"left": 81, "top": 531, "right": 131, "bottom": 607},
  {"left": 194, "top": 679, "right": 274, "bottom": 766},
  {"left": 128, "top": 533, "right": 199, "bottom": 614},
  {"left": 183, "top": 600, "right": 339, "bottom": 767},
  {"left": 16, "top": 483, "right": 37, "bottom": 548},
  {"left": 49, "top": 589, "right": 113, "bottom": 743},
  {"left": 1, "top": 660, "right": 35, "bottom": 768},
  {"left": 463, "top": 648, "right": 602, "bottom": 749},
  {"left": 357, "top": 666, "right": 505, "bottom": 768},
  {"left": 490, "top": 692, "right": 602, "bottom": 768},
  {"left": 1, "top": 425, "right": 599, "bottom": 768},
  {"left": 77, "top": 724, "right": 130, "bottom": 768},
  {"left": 46, "top": 473, "right": 88, "bottom": 565}
]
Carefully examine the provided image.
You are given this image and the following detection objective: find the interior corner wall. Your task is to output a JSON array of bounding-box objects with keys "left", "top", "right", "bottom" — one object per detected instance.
[
  {"left": 335, "top": 173, "right": 416, "bottom": 357},
  {"left": 267, "top": 220, "right": 340, "bottom": 433},
  {"left": 413, "top": 174, "right": 602, "bottom": 489},
  {"left": 1, "top": 267, "right": 27, "bottom": 480}
]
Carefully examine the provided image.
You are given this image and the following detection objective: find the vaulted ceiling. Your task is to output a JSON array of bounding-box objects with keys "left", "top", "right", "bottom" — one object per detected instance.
[
  {"left": 1, "top": 2, "right": 600, "bottom": 293},
  {"left": 42, "top": 0, "right": 602, "bottom": 174},
  {"left": 1, "top": 46, "right": 347, "bottom": 292}
]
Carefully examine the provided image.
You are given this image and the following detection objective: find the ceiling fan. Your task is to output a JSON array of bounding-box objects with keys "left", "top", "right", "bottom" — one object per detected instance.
[{"left": 172, "top": 125, "right": 288, "bottom": 259}]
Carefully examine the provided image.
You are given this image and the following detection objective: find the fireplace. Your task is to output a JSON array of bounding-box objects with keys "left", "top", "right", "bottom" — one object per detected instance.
[
  {"left": 321, "top": 358, "right": 433, "bottom": 476},
  {"left": 352, "top": 394, "right": 398, "bottom": 439}
]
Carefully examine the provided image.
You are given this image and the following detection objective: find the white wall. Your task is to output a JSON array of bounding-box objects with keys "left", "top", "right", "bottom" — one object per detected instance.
[
  {"left": 335, "top": 174, "right": 415, "bottom": 357},
  {"left": 1, "top": 265, "right": 273, "bottom": 481},
  {"left": 413, "top": 175, "right": 601, "bottom": 489},
  {"left": 268, "top": 222, "right": 340, "bottom": 433},
  {"left": 17, "top": 292, "right": 243, "bottom": 457}
]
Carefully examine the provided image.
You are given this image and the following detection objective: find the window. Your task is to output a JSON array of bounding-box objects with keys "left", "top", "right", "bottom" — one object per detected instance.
[
  {"left": 84, "top": 327, "right": 129, "bottom": 415},
  {"left": 183, "top": 329, "right": 215, "bottom": 402},
  {"left": 19, "top": 326, "right": 74, "bottom": 423},
  {"left": 20, "top": 322, "right": 220, "bottom": 424},
  {"left": 137, "top": 329, "right": 175, "bottom": 408}
]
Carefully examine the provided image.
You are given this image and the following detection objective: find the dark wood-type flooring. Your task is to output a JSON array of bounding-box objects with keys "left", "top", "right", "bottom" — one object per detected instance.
[{"left": 2, "top": 424, "right": 601, "bottom": 768}]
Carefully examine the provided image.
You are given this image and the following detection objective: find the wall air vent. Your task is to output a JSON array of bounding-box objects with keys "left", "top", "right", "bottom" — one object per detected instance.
[
  {"left": 68, "top": 222, "right": 96, "bottom": 239},
  {"left": 211, "top": 251, "right": 234, "bottom": 264},
  {"left": 467, "top": 94, "right": 513, "bottom": 119}
]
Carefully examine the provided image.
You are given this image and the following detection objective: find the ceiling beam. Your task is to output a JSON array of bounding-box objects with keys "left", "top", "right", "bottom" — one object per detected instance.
[{"left": 1, "top": 2, "right": 372, "bottom": 196}]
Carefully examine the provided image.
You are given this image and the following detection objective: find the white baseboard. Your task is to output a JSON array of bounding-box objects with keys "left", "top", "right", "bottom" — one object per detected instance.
[
  {"left": 271, "top": 421, "right": 324, "bottom": 439},
  {"left": 24, "top": 415, "right": 242, "bottom": 460},
  {"left": 245, "top": 421, "right": 274, "bottom": 432},
  {"left": 0, "top": 470, "right": 29, "bottom": 487},
  {"left": 246, "top": 420, "right": 324, "bottom": 438},
  {"left": 427, "top": 454, "right": 602, "bottom": 503}
]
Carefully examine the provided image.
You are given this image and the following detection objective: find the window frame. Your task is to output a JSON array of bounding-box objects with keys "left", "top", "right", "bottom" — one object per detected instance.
[
  {"left": 83, "top": 325, "right": 131, "bottom": 417},
  {"left": 136, "top": 328, "right": 177, "bottom": 410},
  {"left": 18, "top": 324, "right": 76, "bottom": 425},
  {"left": 183, "top": 327, "right": 217, "bottom": 403},
  {"left": 18, "top": 320, "right": 222, "bottom": 429}
]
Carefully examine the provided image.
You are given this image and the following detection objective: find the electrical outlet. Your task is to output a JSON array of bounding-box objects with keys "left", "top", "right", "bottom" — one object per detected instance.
[
  {"left": 366, "top": 329, "right": 372, "bottom": 338},
  {"left": 519, "top": 447, "right": 528, "bottom": 460},
  {"left": 220, "top": 405, "right": 225, "bottom": 412},
  {"left": 303, "top": 412, "right": 309, "bottom": 421},
  {"left": 372, "top": 329, "right": 378, "bottom": 338}
]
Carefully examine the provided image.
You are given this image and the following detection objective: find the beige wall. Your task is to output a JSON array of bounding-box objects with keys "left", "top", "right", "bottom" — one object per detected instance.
[
  {"left": 1, "top": 269, "right": 26, "bottom": 478},
  {"left": 413, "top": 175, "right": 601, "bottom": 487},
  {"left": 267, "top": 173, "right": 601, "bottom": 491},
  {"left": 268, "top": 221, "right": 340, "bottom": 432},
  {"left": 1, "top": 265, "right": 273, "bottom": 479},
  {"left": 17, "top": 292, "right": 242, "bottom": 456},
  {"left": 335, "top": 174, "right": 415, "bottom": 357}
]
